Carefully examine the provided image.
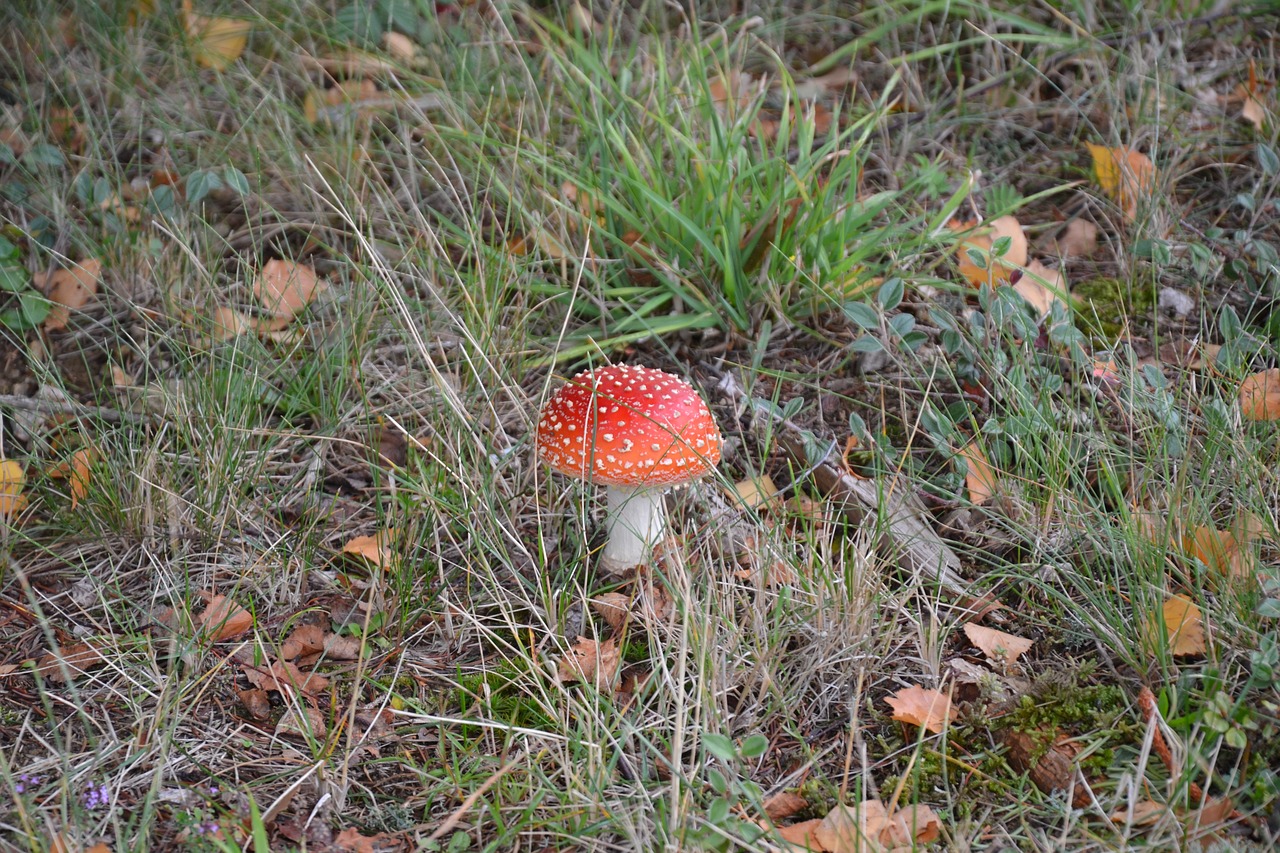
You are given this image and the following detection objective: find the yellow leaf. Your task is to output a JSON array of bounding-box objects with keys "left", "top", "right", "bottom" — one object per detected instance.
[
  {"left": 730, "top": 475, "right": 780, "bottom": 510},
  {"left": 183, "top": 1, "right": 250, "bottom": 71},
  {"left": 0, "top": 458, "right": 28, "bottom": 519},
  {"left": 47, "top": 448, "right": 96, "bottom": 510},
  {"left": 957, "top": 440, "right": 997, "bottom": 504},
  {"left": 1086, "top": 143, "right": 1155, "bottom": 221},
  {"left": 1158, "top": 594, "right": 1205, "bottom": 657}
]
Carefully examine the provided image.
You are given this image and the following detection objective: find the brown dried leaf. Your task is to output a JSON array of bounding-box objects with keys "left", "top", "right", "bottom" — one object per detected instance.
[
  {"left": 556, "top": 636, "right": 620, "bottom": 690},
  {"left": 1239, "top": 368, "right": 1280, "bottom": 420},
  {"left": 1110, "top": 800, "right": 1169, "bottom": 827},
  {"left": 254, "top": 259, "right": 323, "bottom": 320},
  {"left": 37, "top": 258, "right": 101, "bottom": 332},
  {"left": 591, "top": 592, "right": 632, "bottom": 635},
  {"left": 764, "top": 791, "right": 809, "bottom": 822},
  {"left": 963, "top": 623, "right": 1033, "bottom": 665},
  {"left": 209, "top": 305, "right": 252, "bottom": 341},
  {"left": 281, "top": 624, "right": 326, "bottom": 660},
  {"left": 1001, "top": 729, "right": 1083, "bottom": 805},
  {"left": 237, "top": 687, "right": 271, "bottom": 720},
  {"left": 198, "top": 594, "right": 254, "bottom": 640},
  {"left": 957, "top": 440, "right": 997, "bottom": 505},
  {"left": 275, "top": 704, "right": 326, "bottom": 739},
  {"left": 34, "top": 642, "right": 105, "bottom": 682},
  {"left": 731, "top": 474, "right": 781, "bottom": 510},
  {"left": 324, "top": 633, "right": 363, "bottom": 660},
  {"left": 814, "top": 800, "right": 940, "bottom": 853},
  {"left": 885, "top": 685, "right": 956, "bottom": 734}
]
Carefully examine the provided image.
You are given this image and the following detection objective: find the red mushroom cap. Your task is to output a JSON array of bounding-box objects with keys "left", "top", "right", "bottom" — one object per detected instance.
[{"left": 537, "top": 364, "right": 722, "bottom": 488}]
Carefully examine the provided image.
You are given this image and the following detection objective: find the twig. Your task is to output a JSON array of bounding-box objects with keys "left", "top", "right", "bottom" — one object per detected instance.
[{"left": 0, "top": 393, "right": 141, "bottom": 424}]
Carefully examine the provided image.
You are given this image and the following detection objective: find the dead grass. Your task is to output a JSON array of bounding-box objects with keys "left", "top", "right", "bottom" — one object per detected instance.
[{"left": 0, "top": 1, "right": 1278, "bottom": 851}]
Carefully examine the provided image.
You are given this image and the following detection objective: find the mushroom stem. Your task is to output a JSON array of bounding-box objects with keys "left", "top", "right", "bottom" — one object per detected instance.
[{"left": 600, "top": 485, "right": 666, "bottom": 573}]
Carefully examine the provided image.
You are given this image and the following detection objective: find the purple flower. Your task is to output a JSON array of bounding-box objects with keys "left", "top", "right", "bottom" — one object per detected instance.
[
  {"left": 14, "top": 773, "right": 42, "bottom": 795},
  {"left": 81, "top": 781, "right": 110, "bottom": 811}
]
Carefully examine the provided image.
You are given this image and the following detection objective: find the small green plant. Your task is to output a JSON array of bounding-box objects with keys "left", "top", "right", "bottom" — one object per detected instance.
[{"left": 0, "top": 233, "right": 50, "bottom": 332}]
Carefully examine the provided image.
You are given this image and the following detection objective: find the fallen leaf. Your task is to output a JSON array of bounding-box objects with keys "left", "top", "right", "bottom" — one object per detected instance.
[
  {"left": 950, "top": 215, "right": 1027, "bottom": 287},
  {"left": 36, "top": 258, "right": 101, "bottom": 332},
  {"left": 731, "top": 474, "right": 780, "bottom": 510},
  {"left": 243, "top": 658, "right": 330, "bottom": 696},
  {"left": 1183, "top": 526, "right": 1253, "bottom": 580},
  {"left": 322, "top": 633, "right": 363, "bottom": 660},
  {"left": 556, "top": 636, "right": 620, "bottom": 690},
  {"left": 814, "top": 800, "right": 941, "bottom": 853},
  {"left": 963, "top": 623, "right": 1033, "bottom": 665},
  {"left": 591, "top": 593, "right": 631, "bottom": 635},
  {"left": 1187, "top": 795, "right": 1236, "bottom": 843},
  {"left": 764, "top": 791, "right": 809, "bottom": 822},
  {"left": 47, "top": 448, "right": 96, "bottom": 509},
  {"left": 197, "top": 594, "right": 254, "bottom": 641},
  {"left": 281, "top": 624, "right": 327, "bottom": 660},
  {"left": 1235, "top": 61, "right": 1269, "bottom": 132},
  {"left": 1001, "top": 728, "right": 1086, "bottom": 806},
  {"left": 1110, "top": 800, "right": 1169, "bottom": 827},
  {"left": 237, "top": 687, "right": 271, "bottom": 720},
  {"left": 1159, "top": 594, "right": 1206, "bottom": 657},
  {"left": 0, "top": 458, "right": 28, "bottom": 519},
  {"left": 1048, "top": 218, "right": 1099, "bottom": 257},
  {"left": 183, "top": 0, "right": 250, "bottom": 71},
  {"left": 34, "top": 642, "right": 105, "bottom": 682},
  {"left": 325, "top": 78, "right": 379, "bottom": 106},
  {"left": 1013, "top": 260, "right": 1065, "bottom": 316},
  {"left": 885, "top": 685, "right": 956, "bottom": 734},
  {"left": 1086, "top": 144, "right": 1155, "bottom": 221},
  {"left": 775, "top": 818, "right": 824, "bottom": 850},
  {"left": 382, "top": 31, "right": 416, "bottom": 61},
  {"left": 341, "top": 529, "right": 397, "bottom": 571},
  {"left": 275, "top": 704, "right": 326, "bottom": 739},
  {"left": 957, "top": 440, "right": 997, "bottom": 504},
  {"left": 254, "top": 259, "right": 322, "bottom": 321},
  {"left": 209, "top": 305, "right": 252, "bottom": 341},
  {"left": 1239, "top": 368, "right": 1280, "bottom": 420}
]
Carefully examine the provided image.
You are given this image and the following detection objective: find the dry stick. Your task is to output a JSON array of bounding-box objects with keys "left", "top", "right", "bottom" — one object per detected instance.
[
  {"left": 0, "top": 393, "right": 139, "bottom": 424},
  {"left": 713, "top": 369, "right": 1002, "bottom": 621},
  {"left": 426, "top": 757, "right": 521, "bottom": 842}
]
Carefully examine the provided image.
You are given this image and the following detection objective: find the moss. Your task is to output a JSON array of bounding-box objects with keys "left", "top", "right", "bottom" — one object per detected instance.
[{"left": 1071, "top": 277, "right": 1158, "bottom": 340}]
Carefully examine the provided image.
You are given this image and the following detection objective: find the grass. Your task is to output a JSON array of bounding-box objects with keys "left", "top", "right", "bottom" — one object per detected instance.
[{"left": 1, "top": 0, "right": 1279, "bottom": 850}]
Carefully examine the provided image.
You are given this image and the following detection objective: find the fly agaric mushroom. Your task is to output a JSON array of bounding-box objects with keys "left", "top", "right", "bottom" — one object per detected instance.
[{"left": 537, "top": 364, "right": 722, "bottom": 574}]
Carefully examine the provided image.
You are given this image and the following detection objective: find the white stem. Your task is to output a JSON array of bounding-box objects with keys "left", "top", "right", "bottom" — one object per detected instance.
[{"left": 599, "top": 485, "right": 666, "bottom": 574}]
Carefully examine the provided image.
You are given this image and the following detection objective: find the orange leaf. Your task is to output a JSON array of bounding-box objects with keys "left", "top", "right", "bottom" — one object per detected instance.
[
  {"left": 556, "top": 636, "right": 620, "bottom": 690},
  {"left": 1159, "top": 594, "right": 1206, "bottom": 657},
  {"left": 815, "top": 800, "right": 941, "bottom": 853},
  {"left": 1086, "top": 144, "right": 1155, "bottom": 221},
  {"left": 885, "top": 685, "right": 956, "bottom": 733},
  {"left": 1048, "top": 218, "right": 1099, "bottom": 257},
  {"left": 197, "top": 593, "right": 254, "bottom": 641},
  {"left": 36, "top": 258, "right": 101, "bottom": 332},
  {"left": 1239, "top": 368, "right": 1280, "bottom": 420},
  {"left": 764, "top": 791, "right": 809, "bottom": 822},
  {"left": 0, "top": 458, "right": 28, "bottom": 520},
  {"left": 957, "top": 440, "right": 997, "bottom": 504},
  {"left": 253, "top": 259, "right": 323, "bottom": 320},
  {"left": 963, "top": 623, "right": 1033, "bottom": 664},
  {"left": 775, "top": 818, "right": 825, "bottom": 850},
  {"left": 949, "top": 215, "right": 1027, "bottom": 287},
  {"left": 209, "top": 305, "right": 252, "bottom": 341},
  {"left": 341, "top": 529, "right": 398, "bottom": 570}
]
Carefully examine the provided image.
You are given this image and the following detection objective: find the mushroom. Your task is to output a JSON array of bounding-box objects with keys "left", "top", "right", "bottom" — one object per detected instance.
[{"left": 537, "top": 364, "right": 722, "bottom": 574}]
